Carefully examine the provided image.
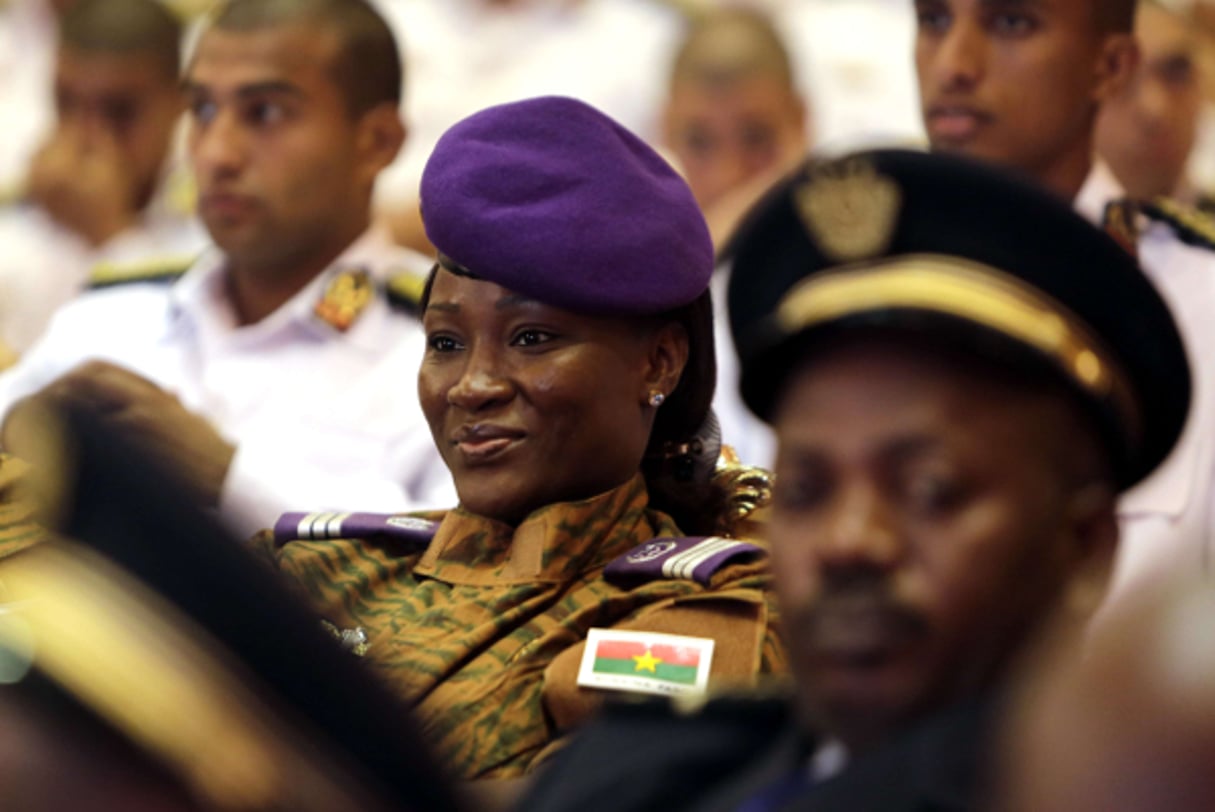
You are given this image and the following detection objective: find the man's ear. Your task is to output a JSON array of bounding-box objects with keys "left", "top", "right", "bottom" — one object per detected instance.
[
  {"left": 354, "top": 103, "right": 406, "bottom": 183},
  {"left": 1059, "top": 482, "right": 1119, "bottom": 620},
  {"left": 1094, "top": 33, "right": 1140, "bottom": 104},
  {"left": 640, "top": 322, "right": 689, "bottom": 406}
]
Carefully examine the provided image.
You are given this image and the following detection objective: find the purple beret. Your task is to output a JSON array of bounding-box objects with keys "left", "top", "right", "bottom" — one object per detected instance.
[{"left": 420, "top": 96, "right": 713, "bottom": 316}]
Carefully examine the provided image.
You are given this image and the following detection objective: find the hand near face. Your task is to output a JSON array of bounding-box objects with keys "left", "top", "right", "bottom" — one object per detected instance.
[
  {"left": 27, "top": 125, "right": 141, "bottom": 247},
  {"left": 1, "top": 361, "right": 236, "bottom": 506}
]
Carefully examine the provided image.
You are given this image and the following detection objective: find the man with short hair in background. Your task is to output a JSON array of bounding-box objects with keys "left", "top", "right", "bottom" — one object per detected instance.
[
  {"left": 663, "top": 7, "right": 812, "bottom": 470},
  {"left": 1096, "top": 0, "right": 1207, "bottom": 203},
  {"left": 0, "top": 0, "right": 206, "bottom": 358},
  {"left": 0, "top": 0, "right": 453, "bottom": 539},
  {"left": 914, "top": 0, "right": 1215, "bottom": 611}
]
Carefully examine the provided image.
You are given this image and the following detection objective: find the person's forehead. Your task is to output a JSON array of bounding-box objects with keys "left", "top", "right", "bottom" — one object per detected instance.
[
  {"left": 771, "top": 339, "right": 1054, "bottom": 443},
  {"left": 922, "top": 0, "right": 1099, "bottom": 25},
  {"left": 186, "top": 23, "right": 341, "bottom": 89},
  {"left": 1139, "top": 3, "right": 1197, "bottom": 52},
  {"left": 56, "top": 47, "right": 174, "bottom": 89}
]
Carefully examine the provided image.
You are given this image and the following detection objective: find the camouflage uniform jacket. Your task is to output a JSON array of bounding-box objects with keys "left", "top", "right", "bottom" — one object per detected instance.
[{"left": 252, "top": 474, "right": 785, "bottom": 779}]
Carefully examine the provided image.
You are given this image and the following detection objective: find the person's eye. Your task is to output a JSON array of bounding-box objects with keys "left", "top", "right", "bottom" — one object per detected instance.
[
  {"left": 903, "top": 473, "right": 967, "bottom": 515},
  {"left": 246, "top": 100, "right": 287, "bottom": 126},
  {"left": 1160, "top": 57, "right": 1196, "bottom": 87},
  {"left": 426, "top": 333, "right": 463, "bottom": 353},
  {"left": 915, "top": 4, "right": 951, "bottom": 32},
  {"left": 990, "top": 12, "right": 1037, "bottom": 36},
  {"left": 510, "top": 329, "right": 555, "bottom": 348},
  {"left": 188, "top": 98, "right": 217, "bottom": 126},
  {"left": 772, "top": 471, "right": 832, "bottom": 512}
]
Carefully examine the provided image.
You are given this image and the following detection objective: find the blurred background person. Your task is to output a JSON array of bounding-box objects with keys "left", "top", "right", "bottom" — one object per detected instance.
[
  {"left": 661, "top": 5, "right": 810, "bottom": 248},
  {"left": 1096, "top": 0, "right": 1207, "bottom": 203},
  {"left": 662, "top": 5, "right": 809, "bottom": 470},
  {"left": 0, "top": 0, "right": 205, "bottom": 360},
  {"left": 0, "top": 0, "right": 67, "bottom": 202},
  {"left": 0, "top": 0, "right": 453, "bottom": 539}
]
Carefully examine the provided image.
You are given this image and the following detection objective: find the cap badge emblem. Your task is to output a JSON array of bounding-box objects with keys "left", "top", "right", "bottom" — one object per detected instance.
[{"left": 795, "top": 158, "right": 901, "bottom": 262}]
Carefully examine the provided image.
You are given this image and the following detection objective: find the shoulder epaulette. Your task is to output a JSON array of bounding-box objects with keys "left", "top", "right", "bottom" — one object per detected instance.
[
  {"left": 383, "top": 270, "right": 429, "bottom": 315},
  {"left": 1139, "top": 197, "right": 1215, "bottom": 251},
  {"left": 272, "top": 511, "right": 439, "bottom": 548},
  {"left": 88, "top": 255, "right": 194, "bottom": 290},
  {"left": 604, "top": 536, "right": 764, "bottom": 587}
]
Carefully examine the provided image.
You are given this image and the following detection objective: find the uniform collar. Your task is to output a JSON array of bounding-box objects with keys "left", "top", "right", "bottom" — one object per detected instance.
[
  {"left": 1074, "top": 159, "right": 1125, "bottom": 226},
  {"left": 167, "top": 226, "right": 403, "bottom": 343},
  {"left": 414, "top": 474, "right": 678, "bottom": 586}
]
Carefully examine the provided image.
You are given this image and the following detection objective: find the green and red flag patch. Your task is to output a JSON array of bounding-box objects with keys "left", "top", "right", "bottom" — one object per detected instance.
[{"left": 577, "top": 628, "right": 714, "bottom": 696}]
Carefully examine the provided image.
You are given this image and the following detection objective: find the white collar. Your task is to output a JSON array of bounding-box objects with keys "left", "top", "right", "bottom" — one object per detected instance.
[
  {"left": 168, "top": 225, "right": 400, "bottom": 339},
  {"left": 1074, "top": 160, "right": 1126, "bottom": 226}
]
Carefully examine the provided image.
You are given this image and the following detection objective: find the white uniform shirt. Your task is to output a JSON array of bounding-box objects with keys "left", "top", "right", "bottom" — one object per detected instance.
[
  {"left": 0, "top": 177, "right": 208, "bottom": 353},
  {"left": 712, "top": 265, "right": 775, "bottom": 470},
  {"left": 1077, "top": 162, "right": 1215, "bottom": 606},
  {"left": 0, "top": 228, "right": 456, "bottom": 537}
]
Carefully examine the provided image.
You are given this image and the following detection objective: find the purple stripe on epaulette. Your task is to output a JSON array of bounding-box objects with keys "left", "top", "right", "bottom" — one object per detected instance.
[
  {"left": 273, "top": 511, "right": 438, "bottom": 547},
  {"left": 604, "top": 536, "right": 764, "bottom": 587}
]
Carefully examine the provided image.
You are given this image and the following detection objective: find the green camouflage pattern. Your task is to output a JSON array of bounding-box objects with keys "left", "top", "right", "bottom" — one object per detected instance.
[{"left": 251, "top": 474, "right": 784, "bottom": 779}]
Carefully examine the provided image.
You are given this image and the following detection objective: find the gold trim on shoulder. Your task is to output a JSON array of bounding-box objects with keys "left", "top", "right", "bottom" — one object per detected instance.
[
  {"left": 88, "top": 255, "right": 194, "bottom": 289},
  {"left": 384, "top": 270, "right": 428, "bottom": 310},
  {"left": 0, "top": 542, "right": 387, "bottom": 811},
  {"left": 774, "top": 254, "right": 1142, "bottom": 444},
  {"left": 794, "top": 158, "right": 901, "bottom": 263}
]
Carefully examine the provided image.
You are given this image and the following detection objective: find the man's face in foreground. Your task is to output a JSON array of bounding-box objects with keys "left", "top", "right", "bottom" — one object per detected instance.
[{"left": 768, "top": 338, "right": 1108, "bottom": 750}]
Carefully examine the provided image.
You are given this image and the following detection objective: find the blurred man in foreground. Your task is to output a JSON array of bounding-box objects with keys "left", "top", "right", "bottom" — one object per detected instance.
[{"left": 518, "top": 148, "right": 1190, "bottom": 812}]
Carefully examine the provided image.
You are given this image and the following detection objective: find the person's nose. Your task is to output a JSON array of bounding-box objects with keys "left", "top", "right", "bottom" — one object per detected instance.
[
  {"left": 190, "top": 108, "right": 247, "bottom": 181},
  {"left": 814, "top": 481, "right": 903, "bottom": 573},
  {"left": 1134, "top": 76, "right": 1171, "bottom": 130},
  {"left": 930, "top": 19, "right": 987, "bottom": 93},
  {"left": 446, "top": 343, "right": 515, "bottom": 412}
]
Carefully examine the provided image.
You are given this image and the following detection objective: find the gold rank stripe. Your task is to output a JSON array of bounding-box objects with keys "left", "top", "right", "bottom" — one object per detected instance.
[{"left": 775, "top": 254, "right": 1142, "bottom": 446}]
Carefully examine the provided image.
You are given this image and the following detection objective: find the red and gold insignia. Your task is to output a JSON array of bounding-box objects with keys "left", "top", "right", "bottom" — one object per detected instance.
[
  {"left": 795, "top": 158, "right": 901, "bottom": 262},
  {"left": 314, "top": 268, "right": 374, "bottom": 332}
]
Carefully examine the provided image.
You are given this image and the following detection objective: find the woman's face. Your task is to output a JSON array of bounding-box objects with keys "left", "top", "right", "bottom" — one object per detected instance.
[{"left": 419, "top": 269, "right": 684, "bottom": 524}]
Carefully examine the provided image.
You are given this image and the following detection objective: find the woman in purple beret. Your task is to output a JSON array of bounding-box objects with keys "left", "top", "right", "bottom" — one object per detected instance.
[{"left": 253, "top": 96, "right": 784, "bottom": 783}]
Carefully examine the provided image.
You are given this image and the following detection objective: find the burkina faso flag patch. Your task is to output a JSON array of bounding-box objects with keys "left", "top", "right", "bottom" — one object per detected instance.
[{"left": 577, "top": 628, "right": 714, "bottom": 696}]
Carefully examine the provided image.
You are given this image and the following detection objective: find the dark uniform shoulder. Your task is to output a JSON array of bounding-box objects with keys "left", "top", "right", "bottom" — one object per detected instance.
[
  {"left": 523, "top": 683, "right": 795, "bottom": 812},
  {"left": 1140, "top": 197, "right": 1215, "bottom": 251},
  {"left": 87, "top": 255, "right": 194, "bottom": 290},
  {"left": 382, "top": 269, "right": 430, "bottom": 316}
]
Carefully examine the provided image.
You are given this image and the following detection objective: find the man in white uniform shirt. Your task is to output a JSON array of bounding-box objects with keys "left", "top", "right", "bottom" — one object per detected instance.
[
  {"left": 913, "top": 0, "right": 1215, "bottom": 608},
  {"left": 0, "top": 0, "right": 206, "bottom": 357},
  {"left": 0, "top": 0, "right": 454, "bottom": 537}
]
